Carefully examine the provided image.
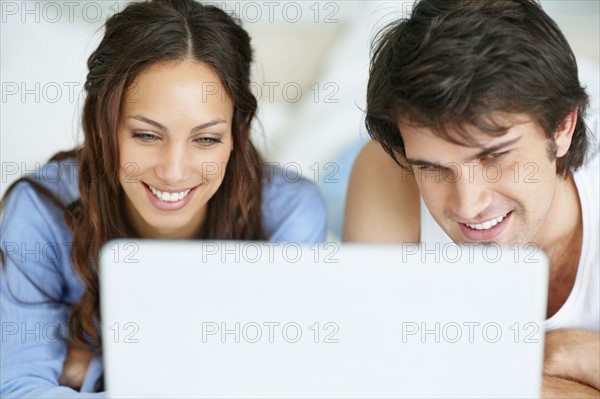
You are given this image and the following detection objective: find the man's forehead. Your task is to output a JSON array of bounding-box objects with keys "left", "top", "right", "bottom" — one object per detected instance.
[{"left": 396, "top": 113, "right": 533, "bottom": 148}]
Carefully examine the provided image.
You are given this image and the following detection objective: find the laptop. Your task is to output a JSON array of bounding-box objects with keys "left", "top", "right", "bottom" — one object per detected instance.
[{"left": 99, "top": 240, "right": 548, "bottom": 398}]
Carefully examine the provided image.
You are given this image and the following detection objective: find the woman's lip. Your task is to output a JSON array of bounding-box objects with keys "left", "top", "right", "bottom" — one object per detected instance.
[
  {"left": 143, "top": 182, "right": 198, "bottom": 211},
  {"left": 143, "top": 182, "right": 196, "bottom": 193},
  {"left": 458, "top": 211, "right": 513, "bottom": 242}
]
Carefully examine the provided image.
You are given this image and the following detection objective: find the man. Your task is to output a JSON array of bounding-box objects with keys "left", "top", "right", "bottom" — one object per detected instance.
[{"left": 344, "top": 0, "right": 599, "bottom": 397}]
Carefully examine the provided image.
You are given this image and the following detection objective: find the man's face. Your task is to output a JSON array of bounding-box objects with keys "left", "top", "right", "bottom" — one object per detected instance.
[{"left": 398, "top": 114, "right": 562, "bottom": 245}]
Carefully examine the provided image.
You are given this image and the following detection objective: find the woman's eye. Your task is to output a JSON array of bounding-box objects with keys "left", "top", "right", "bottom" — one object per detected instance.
[
  {"left": 195, "top": 137, "right": 221, "bottom": 145},
  {"left": 132, "top": 132, "right": 159, "bottom": 142}
]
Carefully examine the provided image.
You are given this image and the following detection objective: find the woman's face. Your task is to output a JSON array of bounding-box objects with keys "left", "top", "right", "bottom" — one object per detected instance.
[{"left": 117, "top": 60, "right": 234, "bottom": 239}]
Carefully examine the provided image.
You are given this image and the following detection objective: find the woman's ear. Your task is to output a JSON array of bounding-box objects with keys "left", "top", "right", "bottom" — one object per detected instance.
[{"left": 555, "top": 108, "right": 578, "bottom": 158}]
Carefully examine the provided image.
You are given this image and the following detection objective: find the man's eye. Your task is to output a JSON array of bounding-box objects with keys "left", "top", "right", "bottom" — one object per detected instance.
[
  {"left": 132, "top": 132, "right": 159, "bottom": 142},
  {"left": 415, "top": 164, "right": 440, "bottom": 172},
  {"left": 481, "top": 151, "right": 510, "bottom": 161}
]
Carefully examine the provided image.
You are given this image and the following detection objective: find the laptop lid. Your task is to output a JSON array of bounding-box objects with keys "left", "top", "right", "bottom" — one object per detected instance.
[{"left": 100, "top": 240, "right": 548, "bottom": 398}]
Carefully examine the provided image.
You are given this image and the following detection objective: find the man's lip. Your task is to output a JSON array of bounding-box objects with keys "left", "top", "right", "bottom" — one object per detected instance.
[
  {"left": 459, "top": 212, "right": 511, "bottom": 225},
  {"left": 458, "top": 211, "right": 513, "bottom": 241}
]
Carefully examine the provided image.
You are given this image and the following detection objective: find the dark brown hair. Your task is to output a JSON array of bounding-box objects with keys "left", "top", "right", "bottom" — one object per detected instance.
[
  {"left": 366, "top": 0, "right": 590, "bottom": 177},
  {"left": 1, "top": 0, "right": 265, "bottom": 350}
]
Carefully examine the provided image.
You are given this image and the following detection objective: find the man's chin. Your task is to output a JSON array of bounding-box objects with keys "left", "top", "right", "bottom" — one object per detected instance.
[{"left": 447, "top": 234, "right": 511, "bottom": 247}]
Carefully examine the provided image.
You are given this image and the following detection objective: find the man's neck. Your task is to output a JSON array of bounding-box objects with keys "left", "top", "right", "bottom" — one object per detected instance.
[
  {"left": 533, "top": 174, "right": 582, "bottom": 264},
  {"left": 533, "top": 173, "right": 583, "bottom": 318}
]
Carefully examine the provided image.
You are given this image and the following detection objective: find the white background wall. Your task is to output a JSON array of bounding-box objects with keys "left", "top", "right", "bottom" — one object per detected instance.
[{"left": 1, "top": 1, "right": 599, "bottom": 238}]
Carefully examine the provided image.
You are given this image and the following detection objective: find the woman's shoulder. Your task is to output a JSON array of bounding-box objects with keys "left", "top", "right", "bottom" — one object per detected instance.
[
  {"left": 1, "top": 158, "right": 80, "bottom": 241},
  {"left": 261, "top": 165, "right": 328, "bottom": 242},
  {"left": 261, "top": 164, "right": 324, "bottom": 200},
  {"left": 32, "top": 158, "right": 80, "bottom": 203},
  {"left": 5, "top": 158, "right": 81, "bottom": 207},
  {"left": 1, "top": 158, "right": 83, "bottom": 303}
]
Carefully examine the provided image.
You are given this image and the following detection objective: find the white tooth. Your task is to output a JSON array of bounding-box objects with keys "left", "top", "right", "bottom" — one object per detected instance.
[
  {"left": 467, "top": 214, "right": 507, "bottom": 230},
  {"left": 150, "top": 187, "right": 192, "bottom": 202}
]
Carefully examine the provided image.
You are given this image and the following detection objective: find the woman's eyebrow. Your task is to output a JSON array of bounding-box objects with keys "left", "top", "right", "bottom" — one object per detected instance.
[
  {"left": 129, "top": 115, "right": 166, "bottom": 131},
  {"left": 128, "top": 115, "right": 227, "bottom": 134},
  {"left": 190, "top": 119, "right": 227, "bottom": 133}
]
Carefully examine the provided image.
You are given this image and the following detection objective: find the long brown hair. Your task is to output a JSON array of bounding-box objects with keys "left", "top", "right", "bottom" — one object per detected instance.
[{"left": 1, "top": 0, "right": 265, "bottom": 350}]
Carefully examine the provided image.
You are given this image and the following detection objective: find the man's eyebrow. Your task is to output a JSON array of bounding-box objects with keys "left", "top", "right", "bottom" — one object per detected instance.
[
  {"left": 404, "top": 136, "right": 523, "bottom": 167},
  {"left": 404, "top": 158, "right": 443, "bottom": 168},
  {"left": 128, "top": 115, "right": 227, "bottom": 134},
  {"left": 473, "top": 136, "right": 522, "bottom": 158}
]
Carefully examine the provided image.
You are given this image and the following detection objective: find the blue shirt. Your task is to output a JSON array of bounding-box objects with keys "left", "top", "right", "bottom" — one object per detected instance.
[{"left": 0, "top": 159, "right": 327, "bottom": 397}]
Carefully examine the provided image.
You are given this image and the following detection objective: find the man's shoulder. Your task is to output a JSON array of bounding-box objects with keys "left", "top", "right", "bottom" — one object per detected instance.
[
  {"left": 583, "top": 150, "right": 599, "bottom": 177},
  {"left": 343, "top": 141, "right": 420, "bottom": 242},
  {"left": 576, "top": 150, "right": 600, "bottom": 201}
]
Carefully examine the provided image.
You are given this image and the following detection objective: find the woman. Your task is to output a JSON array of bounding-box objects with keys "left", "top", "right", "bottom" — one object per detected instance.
[{"left": 0, "top": 0, "right": 327, "bottom": 396}]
